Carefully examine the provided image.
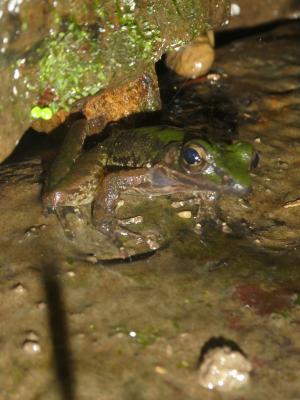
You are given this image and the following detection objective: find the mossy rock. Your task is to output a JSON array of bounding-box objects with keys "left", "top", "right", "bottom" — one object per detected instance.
[{"left": 0, "top": 0, "right": 229, "bottom": 160}]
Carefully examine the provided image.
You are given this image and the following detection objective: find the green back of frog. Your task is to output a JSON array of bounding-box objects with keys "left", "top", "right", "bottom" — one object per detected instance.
[{"left": 103, "top": 126, "right": 185, "bottom": 168}]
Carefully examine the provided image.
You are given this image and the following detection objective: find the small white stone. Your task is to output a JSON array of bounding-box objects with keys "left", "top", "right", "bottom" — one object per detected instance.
[
  {"left": 230, "top": 3, "right": 241, "bottom": 16},
  {"left": 13, "top": 68, "right": 20, "bottom": 79}
]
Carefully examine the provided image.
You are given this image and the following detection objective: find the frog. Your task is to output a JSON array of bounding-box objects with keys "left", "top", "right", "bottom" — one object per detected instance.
[{"left": 43, "top": 121, "right": 258, "bottom": 257}]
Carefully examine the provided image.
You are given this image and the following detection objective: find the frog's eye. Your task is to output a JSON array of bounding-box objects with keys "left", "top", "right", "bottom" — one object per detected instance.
[{"left": 181, "top": 144, "right": 207, "bottom": 172}]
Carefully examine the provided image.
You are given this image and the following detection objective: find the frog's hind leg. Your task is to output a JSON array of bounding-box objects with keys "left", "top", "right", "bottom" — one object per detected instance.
[
  {"left": 45, "top": 119, "right": 89, "bottom": 192},
  {"left": 92, "top": 169, "right": 163, "bottom": 253},
  {"left": 43, "top": 145, "right": 107, "bottom": 240}
]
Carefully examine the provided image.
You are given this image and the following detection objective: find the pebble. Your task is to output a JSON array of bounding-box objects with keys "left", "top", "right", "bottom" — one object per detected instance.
[
  {"left": 23, "top": 332, "right": 41, "bottom": 354},
  {"left": 155, "top": 366, "right": 167, "bottom": 375},
  {"left": 165, "top": 32, "right": 215, "bottom": 79},
  {"left": 177, "top": 211, "right": 192, "bottom": 219},
  {"left": 198, "top": 346, "right": 252, "bottom": 392},
  {"left": 12, "top": 283, "right": 26, "bottom": 294},
  {"left": 23, "top": 340, "right": 41, "bottom": 354}
]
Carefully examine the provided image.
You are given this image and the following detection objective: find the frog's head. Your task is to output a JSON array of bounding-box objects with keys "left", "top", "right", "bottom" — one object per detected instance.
[{"left": 152, "top": 135, "right": 259, "bottom": 194}]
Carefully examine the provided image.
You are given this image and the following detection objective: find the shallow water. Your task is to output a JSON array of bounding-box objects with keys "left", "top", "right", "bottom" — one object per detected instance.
[{"left": 0, "top": 22, "right": 300, "bottom": 399}]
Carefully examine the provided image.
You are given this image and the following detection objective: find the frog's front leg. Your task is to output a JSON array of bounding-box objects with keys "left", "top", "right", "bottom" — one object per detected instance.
[
  {"left": 92, "top": 169, "right": 161, "bottom": 250},
  {"left": 44, "top": 119, "right": 90, "bottom": 193}
]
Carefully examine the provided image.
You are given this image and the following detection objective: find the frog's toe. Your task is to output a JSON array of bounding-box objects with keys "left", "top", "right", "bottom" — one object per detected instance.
[
  {"left": 55, "top": 206, "right": 83, "bottom": 240},
  {"left": 142, "top": 230, "right": 162, "bottom": 250},
  {"left": 118, "top": 216, "right": 144, "bottom": 226},
  {"left": 116, "top": 227, "right": 163, "bottom": 253}
]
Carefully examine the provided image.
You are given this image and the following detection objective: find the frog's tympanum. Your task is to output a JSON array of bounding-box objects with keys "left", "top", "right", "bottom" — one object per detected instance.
[{"left": 43, "top": 122, "right": 258, "bottom": 257}]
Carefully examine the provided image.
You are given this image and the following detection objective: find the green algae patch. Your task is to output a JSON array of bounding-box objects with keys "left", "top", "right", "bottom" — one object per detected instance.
[{"left": 34, "top": 20, "right": 107, "bottom": 114}]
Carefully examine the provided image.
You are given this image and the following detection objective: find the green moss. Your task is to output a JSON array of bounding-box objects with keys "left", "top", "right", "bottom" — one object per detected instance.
[
  {"left": 110, "top": 1, "right": 162, "bottom": 62},
  {"left": 30, "top": 106, "right": 53, "bottom": 120},
  {"left": 29, "top": 8, "right": 162, "bottom": 115},
  {"left": 36, "top": 19, "right": 107, "bottom": 113}
]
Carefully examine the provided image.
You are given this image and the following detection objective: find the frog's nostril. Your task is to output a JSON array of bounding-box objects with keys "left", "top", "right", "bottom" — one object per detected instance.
[{"left": 251, "top": 152, "right": 259, "bottom": 169}]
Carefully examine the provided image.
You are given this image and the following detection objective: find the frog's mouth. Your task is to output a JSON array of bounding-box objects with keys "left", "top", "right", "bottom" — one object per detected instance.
[{"left": 135, "top": 165, "right": 221, "bottom": 196}]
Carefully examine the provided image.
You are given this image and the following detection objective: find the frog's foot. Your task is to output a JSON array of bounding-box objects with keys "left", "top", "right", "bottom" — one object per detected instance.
[
  {"left": 96, "top": 217, "right": 163, "bottom": 255},
  {"left": 54, "top": 206, "right": 88, "bottom": 240},
  {"left": 170, "top": 193, "right": 218, "bottom": 233}
]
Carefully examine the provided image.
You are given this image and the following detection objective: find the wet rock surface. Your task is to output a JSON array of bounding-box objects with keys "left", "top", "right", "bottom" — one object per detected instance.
[
  {"left": 226, "top": 0, "right": 300, "bottom": 30},
  {"left": 1, "top": 22, "right": 300, "bottom": 399},
  {"left": 0, "top": 0, "right": 229, "bottom": 161}
]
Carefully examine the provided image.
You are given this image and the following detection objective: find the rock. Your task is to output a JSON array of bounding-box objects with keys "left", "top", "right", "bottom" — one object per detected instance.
[
  {"left": 198, "top": 346, "right": 252, "bottom": 391},
  {"left": 165, "top": 32, "right": 215, "bottom": 79},
  {"left": 226, "top": 0, "right": 300, "bottom": 30},
  {"left": 0, "top": 0, "right": 230, "bottom": 161}
]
